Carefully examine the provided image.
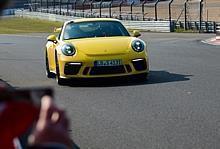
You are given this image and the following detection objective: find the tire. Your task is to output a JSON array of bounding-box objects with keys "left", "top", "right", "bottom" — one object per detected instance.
[
  {"left": 45, "top": 51, "right": 54, "bottom": 78},
  {"left": 55, "top": 51, "right": 66, "bottom": 85},
  {"left": 139, "top": 73, "right": 148, "bottom": 81}
]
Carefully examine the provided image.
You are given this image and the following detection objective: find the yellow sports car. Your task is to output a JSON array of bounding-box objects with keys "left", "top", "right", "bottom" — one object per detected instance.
[{"left": 45, "top": 18, "right": 149, "bottom": 85}]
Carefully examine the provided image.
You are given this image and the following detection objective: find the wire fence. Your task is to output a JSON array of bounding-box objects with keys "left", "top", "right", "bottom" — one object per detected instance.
[{"left": 22, "top": 0, "right": 220, "bottom": 33}]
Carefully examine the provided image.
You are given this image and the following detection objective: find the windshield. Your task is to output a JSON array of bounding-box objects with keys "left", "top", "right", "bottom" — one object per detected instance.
[{"left": 63, "top": 21, "right": 130, "bottom": 40}]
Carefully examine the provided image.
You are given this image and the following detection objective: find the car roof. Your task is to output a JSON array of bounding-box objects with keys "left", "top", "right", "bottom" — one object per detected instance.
[{"left": 66, "top": 18, "right": 121, "bottom": 24}]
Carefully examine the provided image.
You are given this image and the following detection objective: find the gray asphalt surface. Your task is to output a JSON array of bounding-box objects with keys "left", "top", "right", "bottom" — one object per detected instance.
[{"left": 0, "top": 33, "right": 220, "bottom": 149}]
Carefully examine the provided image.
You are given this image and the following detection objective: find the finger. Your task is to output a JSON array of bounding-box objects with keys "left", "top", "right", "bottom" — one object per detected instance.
[
  {"left": 36, "top": 96, "right": 55, "bottom": 130},
  {"left": 51, "top": 111, "right": 60, "bottom": 123},
  {"left": 50, "top": 109, "right": 69, "bottom": 130},
  {"left": 40, "top": 96, "right": 55, "bottom": 121}
]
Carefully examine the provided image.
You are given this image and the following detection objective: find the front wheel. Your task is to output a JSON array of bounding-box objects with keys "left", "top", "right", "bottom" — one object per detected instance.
[
  {"left": 55, "top": 52, "right": 66, "bottom": 85},
  {"left": 45, "top": 51, "right": 54, "bottom": 78}
]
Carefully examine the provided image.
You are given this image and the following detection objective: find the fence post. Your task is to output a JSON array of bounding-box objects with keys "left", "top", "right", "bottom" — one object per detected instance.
[
  {"left": 142, "top": 0, "right": 147, "bottom": 21},
  {"left": 109, "top": 0, "right": 113, "bottom": 18},
  {"left": 71, "top": 0, "right": 74, "bottom": 10},
  {"left": 53, "top": 0, "right": 55, "bottom": 11},
  {"left": 130, "top": 1, "right": 134, "bottom": 20},
  {"left": 119, "top": 0, "right": 124, "bottom": 20},
  {"left": 199, "top": 0, "right": 204, "bottom": 33},
  {"left": 46, "top": 0, "right": 48, "bottom": 13},
  {"left": 213, "top": 22, "right": 216, "bottom": 33},
  {"left": 34, "top": 0, "right": 36, "bottom": 11},
  {"left": 59, "top": 0, "right": 62, "bottom": 15},
  {"left": 90, "top": 0, "right": 94, "bottom": 16},
  {"left": 82, "top": 0, "right": 86, "bottom": 17},
  {"left": 155, "top": 0, "right": 159, "bottom": 21},
  {"left": 74, "top": 0, "right": 77, "bottom": 16},
  {"left": 66, "top": 0, "right": 69, "bottom": 15},
  {"left": 184, "top": 0, "right": 189, "bottom": 30},
  {"left": 40, "top": 0, "right": 42, "bottom": 12},
  {"left": 99, "top": 0, "right": 103, "bottom": 18},
  {"left": 169, "top": 0, "right": 174, "bottom": 23}
]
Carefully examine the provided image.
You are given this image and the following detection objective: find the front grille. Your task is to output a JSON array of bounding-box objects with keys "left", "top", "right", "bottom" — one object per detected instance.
[
  {"left": 125, "top": 64, "right": 132, "bottom": 73},
  {"left": 90, "top": 66, "right": 126, "bottom": 75},
  {"left": 64, "top": 63, "right": 81, "bottom": 75},
  {"left": 83, "top": 67, "right": 90, "bottom": 75},
  {"left": 132, "top": 59, "right": 147, "bottom": 71}
]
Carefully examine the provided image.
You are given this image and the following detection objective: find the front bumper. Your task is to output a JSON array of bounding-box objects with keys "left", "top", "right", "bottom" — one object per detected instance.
[{"left": 58, "top": 54, "right": 149, "bottom": 79}]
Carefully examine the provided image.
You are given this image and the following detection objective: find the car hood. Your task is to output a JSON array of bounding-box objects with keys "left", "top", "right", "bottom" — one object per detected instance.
[{"left": 66, "top": 37, "right": 134, "bottom": 56}]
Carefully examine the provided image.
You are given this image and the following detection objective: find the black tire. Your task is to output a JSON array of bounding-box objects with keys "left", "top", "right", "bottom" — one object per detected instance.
[
  {"left": 139, "top": 73, "right": 148, "bottom": 81},
  {"left": 45, "top": 51, "right": 54, "bottom": 78},
  {"left": 55, "top": 51, "right": 66, "bottom": 85}
]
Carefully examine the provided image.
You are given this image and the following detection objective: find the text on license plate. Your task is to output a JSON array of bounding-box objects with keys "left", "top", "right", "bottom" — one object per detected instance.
[{"left": 94, "top": 60, "right": 122, "bottom": 66}]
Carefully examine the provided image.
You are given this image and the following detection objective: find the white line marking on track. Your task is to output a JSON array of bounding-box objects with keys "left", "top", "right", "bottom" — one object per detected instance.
[{"left": 201, "top": 37, "right": 220, "bottom": 46}]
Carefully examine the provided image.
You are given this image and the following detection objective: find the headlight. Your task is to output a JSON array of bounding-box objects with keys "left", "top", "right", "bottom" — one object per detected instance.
[
  {"left": 61, "top": 44, "right": 76, "bottom": 56},
  {"left": 131, "top": 40, "right": 145, "bottom": 52}
]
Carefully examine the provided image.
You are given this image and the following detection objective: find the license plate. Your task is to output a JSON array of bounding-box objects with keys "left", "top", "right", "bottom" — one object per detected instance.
[{"left": 94, "top": 59, "right": 122, "bottom": 67}]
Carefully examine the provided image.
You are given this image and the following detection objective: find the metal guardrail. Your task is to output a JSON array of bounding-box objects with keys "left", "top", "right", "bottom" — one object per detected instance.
[
  {"left": 123, "top": 20, "right": 171, "bottom": 32},
  {"left": 15, "top": 10, "right": 81, "bottom": 22},
  {"left": 2, "top": 9, "right": 15, "bottom": 15},
  {"left": 216, "top": 23, "right": 220, "bottom": 40},
  {"left": 175, "top": 21, "right": 218, "bottom": 33},
  {"left": 15, "top": 10, "right": 173, "bottom": 32}
]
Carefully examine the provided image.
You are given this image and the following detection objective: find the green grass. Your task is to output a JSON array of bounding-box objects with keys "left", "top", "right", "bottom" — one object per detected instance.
[
  {"left": 0, "top": 17, "right": 200, "bottom": 34},
  {"left": 175, "top": 28, "right": 198, "bottom": 33},
  {"left": 0, "top": 17, "right": 63, "bottom": 34}
]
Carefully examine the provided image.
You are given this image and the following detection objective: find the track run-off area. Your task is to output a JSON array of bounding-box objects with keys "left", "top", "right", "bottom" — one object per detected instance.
[{"left": 0, "top": 32, "right": 220, "bottom": 149}]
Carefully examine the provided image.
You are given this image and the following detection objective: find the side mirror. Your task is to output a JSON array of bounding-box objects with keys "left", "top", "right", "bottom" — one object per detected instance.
[
  {"left": 54, "top": 27, "right": 62, "bottom": 33},
  {"left": 133, "top": 30, "right": 141, "bottom": 37},
  {"left": 47, "top": 35, "right": 57, "bottom": 42}
]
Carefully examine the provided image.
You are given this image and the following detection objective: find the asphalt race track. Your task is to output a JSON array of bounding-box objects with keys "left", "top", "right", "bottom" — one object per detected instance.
[{"left": 0, "top": 33, "right": 220, "bottom": 149}]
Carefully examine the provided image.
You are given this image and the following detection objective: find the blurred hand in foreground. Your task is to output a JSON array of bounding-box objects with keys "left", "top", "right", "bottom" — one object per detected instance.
[{"left": 28, "top": 96, "right": 73, "bottom": 148}]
